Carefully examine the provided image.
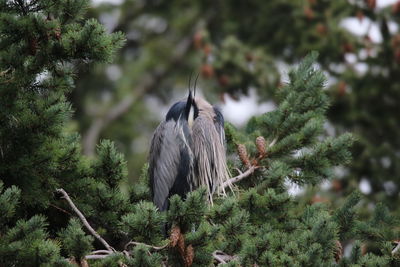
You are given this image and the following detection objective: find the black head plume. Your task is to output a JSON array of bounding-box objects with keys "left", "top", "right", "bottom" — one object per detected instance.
[
  {"left": 185, "top": 72, "right": 194, "bottom": 119},
  {"left": 184, "top": 72, "right": 200, "bottom": 122},
  {"left": 193, "top": 72, "right": 199, "bottom": 98}
]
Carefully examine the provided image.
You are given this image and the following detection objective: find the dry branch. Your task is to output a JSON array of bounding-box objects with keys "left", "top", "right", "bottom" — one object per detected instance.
[
  {"left": 124, "top": 241, "right": 168, "bottom": 251},
  {"left": 212, "top": 250, "right": 238, "bottom": 264},
  {"left": 221, "top": 165, "right": 258, "bottom": 190},
  {"left": 392, "top": 242, "right": 400, "bottom": 255},
  {"left": 56, "top": 188, "right": 115, "bottom": 252},
  {"left": 85, "top": 254, "right": 110, "bottom": 260}
]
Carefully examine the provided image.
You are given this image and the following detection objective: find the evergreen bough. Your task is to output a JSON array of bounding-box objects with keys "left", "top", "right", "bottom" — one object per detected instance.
[{"left": 0, "top": 1, "right": 399, "bottom": 266}]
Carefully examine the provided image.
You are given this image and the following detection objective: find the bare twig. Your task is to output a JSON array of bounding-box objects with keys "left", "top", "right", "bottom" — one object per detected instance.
[
  {"left": 392, "top": 242, "right": 400, "bottom": 255},
  {"left": 220, "top": 136, "right": 278, "bottom": 191},
  {"left": 85, "top": 254, "right": 111, "bottom": 260},
  {"left": 49, "top": 203, "right": 72, "bottom": 216},
  {"left": 90, "top": 250, "right": 113, "bottom": 255},
  {"left": 234, "top": 167, "right": 243, "bottom": 175},
  {"left": 56, "top": 188, "right": 115, "bottom": 252},
  {"left": 124, "top": 241, "right": 168, "bottom": 251},
  {"left": 212, "top": 251, "right": 227, "bottom": 264},
  {"left": 221, "top": 165, "right": 258, "bottom": 190},
  {"left": 212, "top": 250, "right": 237, "bottom": 264},
  {"left": 269, "top": 137, "right": 278, "bottom": 148}
]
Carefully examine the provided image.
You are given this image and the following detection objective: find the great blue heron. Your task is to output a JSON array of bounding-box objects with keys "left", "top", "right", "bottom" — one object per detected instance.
[{"left": 149, "top": 85, "right": 230, "bottom": 211}]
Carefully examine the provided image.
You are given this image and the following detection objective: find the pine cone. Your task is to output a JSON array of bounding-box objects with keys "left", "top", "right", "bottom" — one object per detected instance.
[
  {"left": 256, "top": 136, "right": 266, "bottom": 157},
  {"left": 177, "top": 233, "right": 185, "bottom": 256},
  {"left": 170, "top": 225, "right": 181, "bottom": 247},
  {"left": 334, "top": 240, "right": 343, "bottom": 262},
  {"left": 185, "top": 244, "right": 195, "bottom": 267},
  {"left": 237, "top": 144, "right": 250, "bottom": 167}
]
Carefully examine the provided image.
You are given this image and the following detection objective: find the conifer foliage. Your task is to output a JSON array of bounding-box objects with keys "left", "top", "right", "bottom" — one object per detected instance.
[{"left": 0, "top": 1, "right": 399, "bottom": 266}]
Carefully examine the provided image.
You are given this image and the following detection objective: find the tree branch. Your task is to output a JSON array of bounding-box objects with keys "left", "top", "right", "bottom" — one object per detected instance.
[
  {"left": 56, "top": 188, "right": 115, "bottom": 252},
  {"left": 124, "top": 240, "right": 168, "bottom": 251},
  {"left": 85, "top": 254, "right": 110, "bottom": 260},
  {"left": 212, "top": 250, "right": 237, "bottom": 264},
  {"left": 54, "top": 189, "right": 170, "bottom": 261},
  {"left": 392, "top": 242, "right": 400, "bottom": 255},
  {"left": 49, "top": 203, "right": 72, "bottom": 216},
  {"left": 90, "top": 250, "right": 113, "bottom": 255},
  {"left": 220, "top": 136, "right": 277, "bottom": 191},
  {"left": 221, "top": 165, "right": 258, "bottom": 190}
]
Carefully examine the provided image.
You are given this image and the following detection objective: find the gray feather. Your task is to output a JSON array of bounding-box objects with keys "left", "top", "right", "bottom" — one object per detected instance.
[{"left": 149, "top": 119, "right": 193, "bottom": 210}]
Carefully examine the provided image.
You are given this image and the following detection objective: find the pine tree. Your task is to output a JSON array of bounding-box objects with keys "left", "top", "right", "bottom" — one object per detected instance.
[{"left": 1, "top": 1, "right": 399, "bottom": 266}]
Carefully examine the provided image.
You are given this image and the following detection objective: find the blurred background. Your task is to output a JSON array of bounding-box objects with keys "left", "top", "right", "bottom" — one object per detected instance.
[{"left": 70, "top": 0, "right": 400, "bottom": 215}]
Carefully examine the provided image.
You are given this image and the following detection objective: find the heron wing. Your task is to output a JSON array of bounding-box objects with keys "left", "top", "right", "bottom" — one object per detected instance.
[{"left": 149, "top": 120, "right": 192, "bottom": 211}]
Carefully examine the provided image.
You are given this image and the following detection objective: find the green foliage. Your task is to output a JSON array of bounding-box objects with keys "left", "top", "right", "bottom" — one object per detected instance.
[
  {"left": 129, "top": 163, "right": 152, "bottom": 203},
  {"left": 0, "top": 215, "right": 61, "bottom": 266},
  {"left": 93, "top": 139, "right": 128, "bottom": 188},
  {"left": 333, "top": 191, "right": 361, "bottom": 240},
  {"left": 121, "top": 201, "right": 164, "bottom": 244},
  {"left": 58, "top": 218, "right": 94, "bottom": 260},
  {"left": 167, "top": 188, "right": 208, "bottom": 232},
  {"left": 0, "top": 182, "right": 20, "bottom": 228},
  {"left": 128, "top": 245, "right": 163, "bottom": 267}
]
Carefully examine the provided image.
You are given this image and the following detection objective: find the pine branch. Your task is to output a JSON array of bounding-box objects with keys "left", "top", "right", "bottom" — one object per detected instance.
[
  {"left": 56, "top": 188, "right": 115, "bottom": 252},
  {"left": 57, "top": 189, "right": 170, "bottom": 262},
  {"left": 221, "top": 165, "right": 258, "bottom": 190},
  {"left": 220, "top": 136, "right": 277, "bottom": 190}
]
